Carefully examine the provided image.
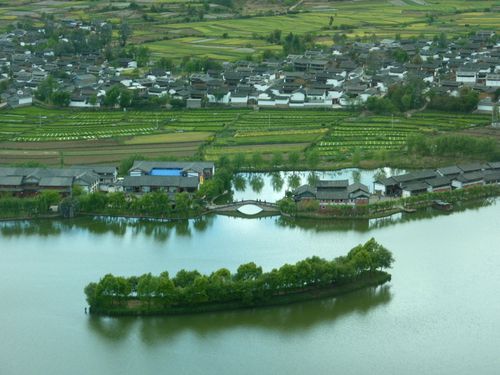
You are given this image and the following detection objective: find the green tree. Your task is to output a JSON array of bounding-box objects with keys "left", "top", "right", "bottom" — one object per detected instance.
[
  {"left": 271, "top": 152, "right": 284, "bottom": 169},
  {"left": 51, "top": 91, "right": 70, "bottom": 107},
  {"left": 251, "top": 153, "right": 264, "bottom": 169},
  {"left": 174, "top": 192, "right": 191, "bottom": 214},
  {"left": 306, "top": 150, "right": 320, "bottom": 170},
  {"left": 35, "top": 76, "right": 57, "bottom": 102},
  {"left": 232, "top": 153, "right": 246, "bottom": 170},
  {"left": 173, "top": 269, "right": 202, "bottom": 288},
  {"left": 119, "top": 89, "right": 132, "bottom": 108},
  {"left": 288, "top": 152, "right": 300, "bottom": 169},
  {"left": 234, "top": 262, "right": 263, "bottom": 282},
  {"left": 103, "top": 85, "right": 121, "bottom": 107},
  {"left": 118, "top": 20, "right": 132, "bottom": 47}
]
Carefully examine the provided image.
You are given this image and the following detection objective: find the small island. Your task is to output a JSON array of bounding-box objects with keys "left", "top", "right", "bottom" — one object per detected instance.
[{"left": 84, "top": 238, "right": 393, "bottom": 316}]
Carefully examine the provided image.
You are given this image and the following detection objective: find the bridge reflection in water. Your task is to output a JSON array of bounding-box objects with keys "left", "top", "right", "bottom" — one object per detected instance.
[{"left": 237, "top": 204, "right": 264, "bottom": 215}]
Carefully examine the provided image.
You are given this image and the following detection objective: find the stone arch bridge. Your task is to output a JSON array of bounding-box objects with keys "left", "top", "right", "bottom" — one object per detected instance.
[{"left": 208, "top": 200, "right": 280, "bottom": 214}]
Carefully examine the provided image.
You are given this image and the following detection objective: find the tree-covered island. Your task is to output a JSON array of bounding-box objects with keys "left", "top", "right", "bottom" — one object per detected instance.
[{"left": 84, "top": 238, "right": 393, "bottom": 316}]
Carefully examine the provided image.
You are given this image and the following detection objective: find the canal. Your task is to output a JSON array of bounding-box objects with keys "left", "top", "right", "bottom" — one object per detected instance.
[{"left": 0, "top": 198, "right": 499, "bottom": 374}]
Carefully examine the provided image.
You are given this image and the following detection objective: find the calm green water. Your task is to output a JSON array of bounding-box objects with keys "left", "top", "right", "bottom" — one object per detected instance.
[
  {"left": 232, "top": 168, "right": 405, "bottom": 202},
  {"left": 1, "top": 201, "right": 499, "bottom": 374}
]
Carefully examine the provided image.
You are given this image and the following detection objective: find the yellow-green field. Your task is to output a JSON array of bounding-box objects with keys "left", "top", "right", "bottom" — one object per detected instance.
[
  {"left": 0, "top": 0, "right": 497, "bottom": 62},
  {"left": 124, "top": 132, "right": 213, "bottom": 144},
  {"left": 0, "top": 107, "right": 491, "bottom": 165}
]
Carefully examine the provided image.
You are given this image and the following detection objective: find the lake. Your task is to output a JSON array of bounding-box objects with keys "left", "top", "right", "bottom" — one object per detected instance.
[{"left": 0, "top": 200, "right": 499, "bottom": 374}]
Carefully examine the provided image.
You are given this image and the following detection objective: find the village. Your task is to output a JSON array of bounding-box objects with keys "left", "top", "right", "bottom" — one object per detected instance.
[{"left": 0, "top": 20, "right": 499, "bottom": 115}]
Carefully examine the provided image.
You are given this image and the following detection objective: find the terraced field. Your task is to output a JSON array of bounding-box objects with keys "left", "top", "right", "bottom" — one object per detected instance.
[
  {"left": 0, "top": 107, "right": 491, "bottom": 165},
  {"left": 317, "top": 112, "right": 490, "bottom": 157}
]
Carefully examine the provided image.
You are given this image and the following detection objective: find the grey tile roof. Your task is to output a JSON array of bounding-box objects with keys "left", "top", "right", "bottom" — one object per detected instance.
[
  {"left": 123, "top": 176, "right": 199, "bottom": 189},
  {"left": 0, "top": 176, "right": 23, "bottom": 185},
  {"left": 402, "top": 182, "right": 429, "bottom": 191},
  {"left": 130, "top": 161, "right": 214, "bottom": 174},
  {"left": 425, "top": 176, "right": 451, "bottom": 188},
  {"left": 316, "top": 190, "right": 349, "bottom": 200},
  {"left": 437, "top": 166, "right": 461, "bottom": 176},
  {"left": 39, "top": 177, "right": 73, "bottom": 187},
  {"left": 316, "top": 179, "right": 349, "bottom": 188},
  {"left": 454, "top": 172, "right": 484, "bottom": 183}
]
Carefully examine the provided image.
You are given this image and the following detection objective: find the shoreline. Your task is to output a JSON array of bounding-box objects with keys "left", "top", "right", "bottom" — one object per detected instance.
[
  {"left": 1, "top": 191, "right": 497, "bottom": 223},
  {"left": 89, "top": 271, "right": 391, "bottom": 317}
]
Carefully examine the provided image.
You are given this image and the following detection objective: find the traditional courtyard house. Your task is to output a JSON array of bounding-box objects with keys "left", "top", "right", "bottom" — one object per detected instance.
[
  {"left": 70, "top": 166, "right": 117, "bottom": 191},
  {"left": 292, "top": 184, "right": 317, "bottom": 202},
  {"left": 451, "top": 172, "right": 484, "bottom": 189},
  {"left": 229, "top": 92, "right": 249, "bottom": 107},
  {"left": 374, "top": 170, "right": 437, "bottom": 196},
  {"left": 347, "top": 183, "right": 371, "bottom": 205},
  {"left": 293, "top": 180, "right": 370, "bottom": 206},
  {"left": 425, "top": 176, "right": 452, "bottom": 193},
  {"left": 483, "top": 171, "right": 500, "bottom": 185},
  {"left": 456, "top": 69, "right": 477, "bottom": 84},
  {"left": 486, "top": 162, "right": 500, "bottom": 171},
  {"left": 74, "top": 73, "right": 97, "bottom": 89},
  {"left": 0, "top": 167, "right": 99, "bottom": 196},
  {"left": 485, "top": 74, "right": 500, "bottom": 87},
  {"left": 437, "top": 165, "right": 462, "bottom": 179},
  {"left": 0, "top": 176, "right": 24, "bottom": 194},
  {"left": 401, "top": 182, "right": 429, "bottom": 197},
  {"left": 129, "top": 161, "right": 215, "bottom": 183},
  {"left": 122, "top": 176, "right": 199, "bottom": 195},
  {"left": 457, "top": 163, "right": 484, "bottom": 174},
  {"left": 257, "top": 92, "right": 276, "bottom": 107}
]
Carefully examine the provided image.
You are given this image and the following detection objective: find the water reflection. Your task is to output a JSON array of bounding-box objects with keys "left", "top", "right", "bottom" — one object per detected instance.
[
  {"left": 249, "top": 176, "right": 264, "bottom": 193},
  {"left": 0, "top": 215, "right": 216, "bottom": 241},
  {"left": 233, "top": 175, "right": 246, "bottom": 192},
  {"left": 276, "top": 198, "right": 496, "bottom": 233},
  {"left": 232, "top": 168, "right": 406, "bottom": 202},
  {"left": 88, "top": 285, "right": 392, "bottom": 344},
  {"left": 287, "top": 174, "right": 301, "bottom": 190},
  {"left": 0, "top": 199, "right": 494, "bottom": 241},
  {"left": 270, "top": 173, "right": 284, "bottom": 192},
  {"left": 307, "top": 172, "right": 319, "bottom": 186}
]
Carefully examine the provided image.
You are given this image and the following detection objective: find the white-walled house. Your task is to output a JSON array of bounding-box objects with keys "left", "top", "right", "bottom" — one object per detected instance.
[
  {"left": 456, "top": 69, "right": 477, "bottom": 84},
  {"left": 486, "top": 74, "right": 500, "bottom": 87}
]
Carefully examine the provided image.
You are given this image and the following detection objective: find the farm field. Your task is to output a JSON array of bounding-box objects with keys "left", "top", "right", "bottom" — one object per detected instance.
[
  {"left": 0, "top": 107, "right": 491, "bottom": 166},
  {"left": 141, "top": 0, "right": 498, "bottom": 61},
  {"left": 0, "top": 1, "right": 497, "bottom": 62}
]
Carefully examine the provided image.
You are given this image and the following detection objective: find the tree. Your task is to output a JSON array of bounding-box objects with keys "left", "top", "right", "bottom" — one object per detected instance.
[
  {"left": 51, "top": 91, "right": 70, "bottom": 107},
  {"left": 155, "top": 57, "right": 174, "bottom": 71},
  {"left": 352, "top": 148, "right": 362, "bottom": 165},
  {"left": 173, "top": 269, "right": 202, "bottom": 288},
  {"left": 271, "top": 152, "right": 284, "bottom": 169},
  {"left": 306, "top": 150, "right": 320, "bottom": 170},
  {"left": 136, "top": 46, "right": 151, "bottom": 67},
  {"left": 103, "top": 85, "right": 121, "bottom": 107},
  {"left": 36, "top": 190, "right": 61, "bottom": 212},
  {"left": 118, "top": 20, "right": 132, "bottom": 47},
  {"left": 234, "top": 262, "right": 263, "bottom": 282},
  {"left": 119, "top": 89, "right": 132, "bottom": 108},
  {"left": 35, "top": 76, "right": 57, "bottom": 102},
  {"left": 288, "top": 152, "right": 300, "bottom": 169},
  {"left": 137, "top": 273, "right": 159, "bottom": 308},
  {"left": 232, "top": 153, "right": 246, "bottom": 170},
  {"left": 174, "top": 192, "right": 191, "bottom": 214},
  {"left": 251, "top": 153, "right": 264, "bottom": 169}
]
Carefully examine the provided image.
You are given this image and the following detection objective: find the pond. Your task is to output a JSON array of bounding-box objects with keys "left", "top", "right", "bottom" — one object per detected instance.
[
  {"left": 231, "top": 168, "right": 405, "bottom": 202},
  {"left": 0, "top": 199, "right": 498, "bottom": 374}
]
